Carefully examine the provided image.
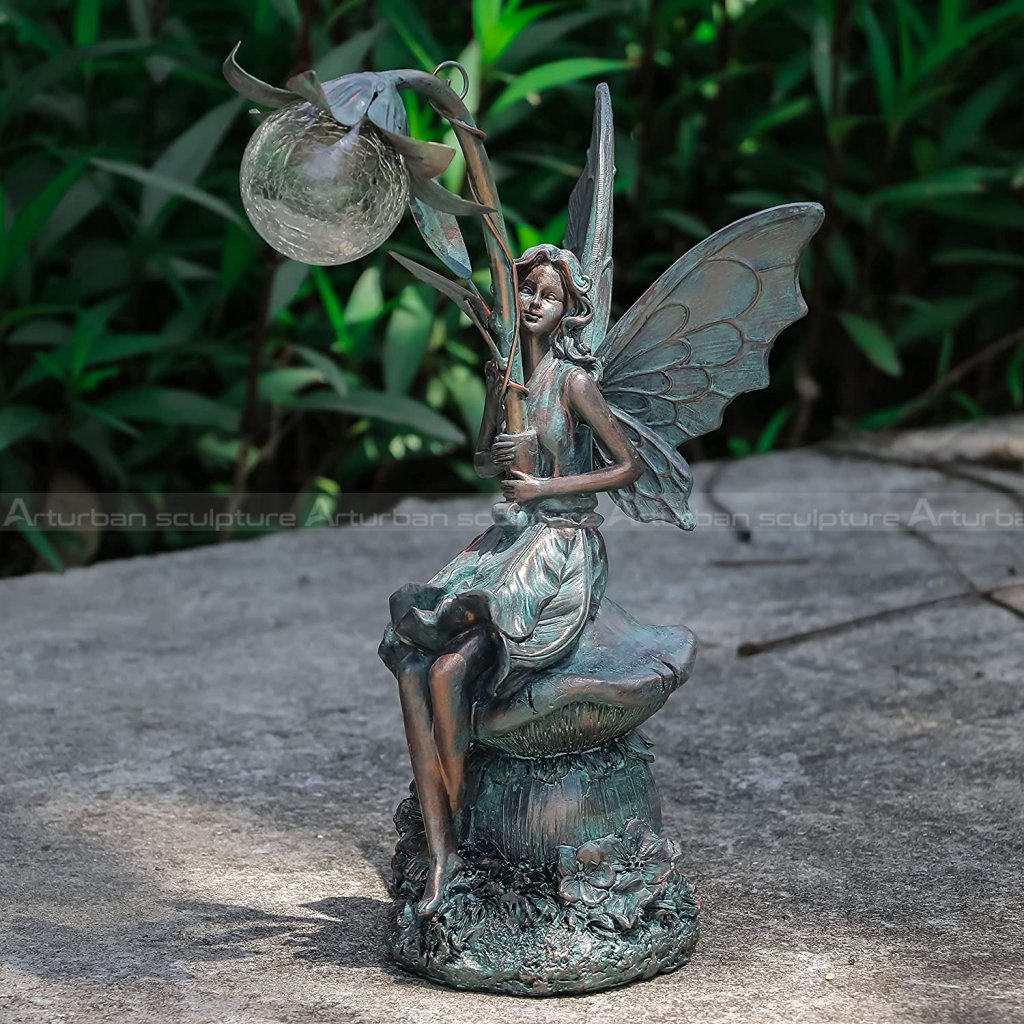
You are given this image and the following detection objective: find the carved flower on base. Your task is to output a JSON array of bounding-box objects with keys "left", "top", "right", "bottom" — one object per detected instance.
[
  {"left": 556, "top": 819, "right": 681, "bottom": 931},
  {"left": 556, "top": 841, "right": 615, "bottom": 907},
  {"left": 606, "top": 818, "right": 676, "bottom": 888}
]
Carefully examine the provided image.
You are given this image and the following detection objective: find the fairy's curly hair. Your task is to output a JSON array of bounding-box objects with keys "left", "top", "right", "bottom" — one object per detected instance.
[{"left": 514, "top": 244, "right": 600, "bottom": 377}]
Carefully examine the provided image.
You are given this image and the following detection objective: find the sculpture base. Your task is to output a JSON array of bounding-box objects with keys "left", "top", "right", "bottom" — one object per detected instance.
[{"left": 388, "top": 735, "right": 699, "bottom": 995}]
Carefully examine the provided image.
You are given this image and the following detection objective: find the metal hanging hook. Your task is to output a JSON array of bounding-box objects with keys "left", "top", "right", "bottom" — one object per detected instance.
[{"left": 432, "top": 60, "right": 470, "bottom": 100}]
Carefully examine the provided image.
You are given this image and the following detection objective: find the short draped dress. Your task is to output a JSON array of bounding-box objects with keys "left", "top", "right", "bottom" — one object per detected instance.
[{"left": 379, "top": 352, "right": 607, "bottom": 697}]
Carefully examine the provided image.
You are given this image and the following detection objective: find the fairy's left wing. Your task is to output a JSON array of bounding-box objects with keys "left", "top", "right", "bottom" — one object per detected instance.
[
  {"left": 563, "top": 83, "right": 615, "bottom": 355},
  {"left": 597, "top": 203, "right": 824, "bottom": 529}
]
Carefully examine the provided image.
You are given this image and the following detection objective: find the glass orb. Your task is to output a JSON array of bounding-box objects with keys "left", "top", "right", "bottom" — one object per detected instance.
[{"left": 240, "top": 102, "right": 409, "bottom": 265}]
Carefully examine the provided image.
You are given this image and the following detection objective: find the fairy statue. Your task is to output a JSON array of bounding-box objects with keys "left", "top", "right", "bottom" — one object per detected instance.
[{"left": 226, "top": 49, "right": 822, "bottom": 995}]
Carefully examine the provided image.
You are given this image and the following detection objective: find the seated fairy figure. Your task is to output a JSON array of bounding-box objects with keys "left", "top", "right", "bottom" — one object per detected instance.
[
  {"left": 379, "top": 243, "right": 643, "bottom": 915},
  {"left": 378, "top": 76, "right": 822, "bottom": 915}
]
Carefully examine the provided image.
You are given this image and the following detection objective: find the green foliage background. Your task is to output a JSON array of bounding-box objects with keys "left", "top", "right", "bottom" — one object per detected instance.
[{"left": 2, "top": 0, "right": 1023, "bottom": 574}]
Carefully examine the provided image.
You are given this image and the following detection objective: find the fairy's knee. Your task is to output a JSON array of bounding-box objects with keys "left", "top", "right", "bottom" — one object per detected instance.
[
  {"left": 380, "top": 625, "right": 432, "bottom": 683},
  {"left": 430, "top": 651, "right": 468, "bottom": 690}
]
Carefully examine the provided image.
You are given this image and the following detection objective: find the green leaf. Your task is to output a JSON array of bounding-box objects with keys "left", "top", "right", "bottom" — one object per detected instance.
[
  {"left": 74, "top": 0, "right": 101, "bottom": 46},
  {"left": 88, "top": 332, "right": 178, "bottom": 364},
  {"left": 893, "top": 298, "right": 975, "bottom": 347},
  {"left": 726, "top": 437, "right": 752, "bottom": 458},
  {"left": 0, "top": 405, "right": 49, "bottom": 453},
  {"left": 91, "top": 158, "right": 246, "bottom": 229},
  {"left": 860, "top": 6, "right": 896, "bottom": 122},
  {"left": 838, "top": 313, "right": 902, "bottom": 377},
  {"left": 950, "top": 390, "right": 983, "bottom": 419},
  {"left": 95, "top": 387, "right": 240, "bottom": 431},
  {"left": 742, "top": 96, "right": 813, "bottom": 141},
  {"left": 809, "top": 15, "right": 832, "bottom": 114},
  {"left": 858, "top": 402, "right": 916, "bottom": 430},
  {"left": 655, "top": 209, "right": 711, "bottom": 239},
  {"left": 826, "top": 231, "right": 856, "bottom": 291},
  {"left": 872, "top": 167, "right": 1005, "bottom": 205},
  {"left": 941, "top": 70, "right": 1018, "bottom": 161},
  {"left": 384, "top": 285, "right": 434, "bottom": 395},
  {"left": 0, "top": 6, "right": 64, "bottom": 53},
  {"left": 290, "top": 388, "right": 465, "bottom": 443},
  {"left": 35, "top": 177, "right": 104, "bottom": 251},
  {"left": 315, "top": 24, "right": 384, "bottom": 79},
  {"left": 439, "top": 364, "right": 486, "bottom": 437},
  {"left": 0, "top": 157, "right": 89, "bottom": 283},
  {"left": 1006, "top": 344, "right": 1024, "bottom": 408},
  {"left": 929, "top": 197, "right": 1024, "bottom": 229},
  {"left": 475, "top": 0, "right": 556, "bottom": 65},
  {"left": 15, "top": 520, "right": 64, "bottom": 573},
  {"left": 490, "top": 59, "right": 630, "bottom": 113},
  {"left": 500, "top": 9, "right": 613, "bottom": 70},
  {"left": 345, "top": 266, "right": 385, "bottom": 327},
  {"left": 473, "top": 0, "right": 503, "bottom": 62},
  {"left": 310, "top": 266, "right": 348, "bottom": 348},
  {"left": 258, "top": 367, "right": 327, "bottom": 402},
  {"left": 290, "top": 345, "right": 350, "bottom": 397},
  {"left": 3, "top": 40, "right": 152, "bottom": 126},
  {"left": 77, "top": 401, "right": 141, "bottom": 438},
  {"left": 268, "top": 259, "right": 310, "bottom": 321},
  {"left": 141, "top": 97, "right": 242, "bottom": 226},
  {"left": 755, "top": 404, "right": 791, "bottom": 453},
  {"left": 379, "top": 0, "right": 442, "bottom": 70}
]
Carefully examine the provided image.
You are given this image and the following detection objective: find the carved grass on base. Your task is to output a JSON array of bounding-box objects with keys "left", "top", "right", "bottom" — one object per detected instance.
[{"left": 389, "top": 800, "right": 699, "bottom": 996}]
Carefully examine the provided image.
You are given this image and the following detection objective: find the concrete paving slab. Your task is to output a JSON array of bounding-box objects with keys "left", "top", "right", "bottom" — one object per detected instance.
[{"left": 1, "top": 446, "right": 1021, "bottom": 1023}]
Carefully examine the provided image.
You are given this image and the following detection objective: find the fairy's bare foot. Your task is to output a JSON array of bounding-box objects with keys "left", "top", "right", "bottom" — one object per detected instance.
[{"left": 416, "top": 851, "right": 464, "bottom": 917}]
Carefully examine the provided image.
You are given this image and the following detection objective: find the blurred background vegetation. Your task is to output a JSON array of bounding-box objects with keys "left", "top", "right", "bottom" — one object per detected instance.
[{"left": 2, "top": 0, "right": 1023, "bottom": 575}]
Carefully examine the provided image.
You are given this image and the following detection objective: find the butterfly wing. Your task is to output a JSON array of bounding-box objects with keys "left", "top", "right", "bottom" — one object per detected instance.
[
  {"left": 598, "top": 202, "right": 824, "bottom": 529},
  {"left": 563, "top": 83, "right": 615, "bottom": 355}
]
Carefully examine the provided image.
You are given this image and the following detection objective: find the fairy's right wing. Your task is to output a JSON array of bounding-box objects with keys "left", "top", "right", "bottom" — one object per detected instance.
[
  {"left": 563, "top": 83, "right": 615, "bottom": 355},
  {"left": 597, "top": 203, "right": 825, "bottom": 529}
]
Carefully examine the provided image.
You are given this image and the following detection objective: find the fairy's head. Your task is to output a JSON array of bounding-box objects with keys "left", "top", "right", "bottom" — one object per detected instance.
[{"left": 514, "top": 244, "right": 598, "bottom": 374}]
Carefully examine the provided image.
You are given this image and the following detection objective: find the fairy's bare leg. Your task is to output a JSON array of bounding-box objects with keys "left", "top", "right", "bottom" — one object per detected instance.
[
  {"left": 395, "top": 653, "right": 460, "bottom": 917},
  {"left": 395, "top": 629, "right": 497, "bottom": 916},
  {"left": 429, "top": 628, "right": 492, "bottom": 825}
]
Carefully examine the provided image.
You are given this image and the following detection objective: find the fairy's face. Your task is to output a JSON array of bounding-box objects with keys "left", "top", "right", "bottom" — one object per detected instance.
[{"left": 518, "top": 264, "right": 566, "bottom": 339}]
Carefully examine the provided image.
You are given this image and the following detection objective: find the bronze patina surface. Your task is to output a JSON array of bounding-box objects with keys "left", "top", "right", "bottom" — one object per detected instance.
[{"left": 228, "top": 51, "right": 822, "bottom": 995}]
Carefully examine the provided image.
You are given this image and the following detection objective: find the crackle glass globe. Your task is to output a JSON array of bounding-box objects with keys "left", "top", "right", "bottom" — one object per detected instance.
[{"left": 240, "top": 102, "right": 409, "bottom": 265}]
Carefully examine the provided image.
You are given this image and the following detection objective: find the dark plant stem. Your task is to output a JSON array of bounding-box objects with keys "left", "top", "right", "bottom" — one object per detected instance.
[
  {"left": 787, "top": 0, "right": 849, "bottom": 447},
  {"left": 704, "top": 0, "right": 731, "bottom": 219},
  {"left": 634, "top": 0, "right": 660, "bottom": 205},
  {"left": 859, "top": 327, "right": 1024, "bottom": 431},
  {"left": 296, "top": 0, "right": 317, "bottom": 69},
  {"left": 222, "top": 250, "right": 275, "bottom": 540}
]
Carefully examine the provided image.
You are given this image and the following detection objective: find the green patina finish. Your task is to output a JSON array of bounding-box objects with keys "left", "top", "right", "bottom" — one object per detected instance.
[
  {"left": 230, "top": 48, "right": 819, "bottom": 995},
  {"left": 388, "top": 737, "right": 699, "bottom": 996}
]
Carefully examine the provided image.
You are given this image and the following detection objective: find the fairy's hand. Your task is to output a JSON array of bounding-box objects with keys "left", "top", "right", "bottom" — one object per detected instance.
[
  {"left": 501, "top": 469, "right": 546, "bottom": 504},
  {"left": 490, "top": 432, "right": 520, "bottom": 469},
  {"left": 484, "top": 359, "right": 507, "bottom": 395}
]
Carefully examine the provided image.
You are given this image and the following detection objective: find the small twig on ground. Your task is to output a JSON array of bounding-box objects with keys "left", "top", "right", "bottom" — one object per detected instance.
[
  {"left": 819, "top": 444, "right": 1024, "bottom": 513},
  {"left": 704, "top": 461, "right": 752, "bottom": 543},
  {"left": 737, "top": 583, "right": 1020, "bottom": 657}
]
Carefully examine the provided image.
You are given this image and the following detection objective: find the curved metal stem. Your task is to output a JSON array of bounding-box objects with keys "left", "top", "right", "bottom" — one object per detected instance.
[{"left": 392, "top": 69, "right": 522, "bottom": 396}]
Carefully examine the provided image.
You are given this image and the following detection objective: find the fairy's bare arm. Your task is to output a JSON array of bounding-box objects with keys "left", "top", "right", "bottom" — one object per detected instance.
[
  {"left": 501, "top": 368, "right": 640, "bottom": 502},
  {"left": 474, "top": 362, "right": 517, "bottom": 478}
]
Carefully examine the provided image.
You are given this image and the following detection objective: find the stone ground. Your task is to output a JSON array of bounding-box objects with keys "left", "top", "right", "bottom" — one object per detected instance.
[{"left": 1, "top": 434, "right": 1022, "bottom": 1024}]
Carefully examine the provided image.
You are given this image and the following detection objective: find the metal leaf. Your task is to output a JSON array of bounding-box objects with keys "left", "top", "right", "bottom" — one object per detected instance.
[
  {"left": 379, "top": 129, "right": 456, "bottom": 181},
  {"left": 409, "top": 175, "right": 496, "bottom": 217},
  {"left": 322, "top": 72, "right": 389, "bottom": 127},
  {"left": 409, "top": 196, "right": 473, "bottom": 279},
  {"left": 286, "top": 70, "right": 330, "bottom": 112},
  {"left": 363, "top": 85, "right": 409, "bottom": 136},
  {"left": 222, "top": 43, "right": 294, "bottom": 108},
  {"left": 389, "top": 252, "right": 476, "bottom": 309}
]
